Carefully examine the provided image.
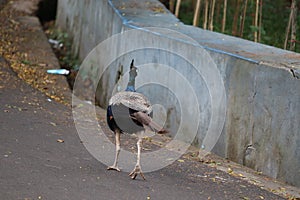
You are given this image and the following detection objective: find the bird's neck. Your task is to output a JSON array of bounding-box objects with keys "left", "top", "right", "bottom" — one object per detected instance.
[{"left": 125, "top": 76, "right": 136, "bottom": 92}]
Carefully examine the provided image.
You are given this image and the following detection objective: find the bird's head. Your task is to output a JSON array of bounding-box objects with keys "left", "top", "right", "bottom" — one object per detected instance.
[
  {"left": 125, "top": 59, "right": 138, "bottom": 92},
  {"left": 129, "top": 59, "right": 137, "bottom": 78}
]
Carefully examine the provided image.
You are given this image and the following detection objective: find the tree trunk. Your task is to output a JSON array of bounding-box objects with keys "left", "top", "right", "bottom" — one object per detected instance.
[
  {"left": 208, "top": 0, "right": 216, "bottom": 31},
  {"left": 284, "top": 0, "right": 296, "bottom": 49},
  {"left": 203, "top": 0, "right": 209, "bottom": 29},
  {"left": 239, "top": 0, "right": 248, "bottom": 37},
  {"left": 215, "top": 0, "right": 221, "bottom": 25},
  {"left": 193, "top": 0, "right": 202, "bottom": 26},
  {"left": 290, "top": 0, "right": 297, "bottom": 51},
  {"left": 221, "top": 0, "right": 227, "bottom": 32},
  {"left": 175, "top": 0, "right": 181, "bottom": 17},
  {"left": 253, "top": 0, "right": 259, "bottom": 42},
  {"left": 169, "top": 0, "right": 175, "bottom": 13},
  {"left": 232, "top": 0, "right": 241, "bottom": 36},
  {"left": 258, "top": 0, "right": 263, "bottom": 42}
]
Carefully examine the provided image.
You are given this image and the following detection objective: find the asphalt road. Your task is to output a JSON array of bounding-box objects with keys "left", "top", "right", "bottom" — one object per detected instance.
[{"left": 0, "top": 56, "right": 286, "bottom": 200}]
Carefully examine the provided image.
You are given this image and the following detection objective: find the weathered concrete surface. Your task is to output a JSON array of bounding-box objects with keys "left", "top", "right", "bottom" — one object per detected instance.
[{"left": 56, "top": 0, "right": 300, "bottom": 187}]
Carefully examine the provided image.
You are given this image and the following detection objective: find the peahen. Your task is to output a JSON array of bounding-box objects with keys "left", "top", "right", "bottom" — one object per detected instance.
[{"left": 106, "top": 59, "right": 167, "bottom": 180}]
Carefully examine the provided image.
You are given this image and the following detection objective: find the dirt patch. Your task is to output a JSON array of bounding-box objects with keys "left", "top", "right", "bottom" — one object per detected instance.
[
  {"left": 0, "top": 0, "right": 71, "bottom": 105},
  {"left": 11, "top": 0, "right": 39, "bottom": 14}
]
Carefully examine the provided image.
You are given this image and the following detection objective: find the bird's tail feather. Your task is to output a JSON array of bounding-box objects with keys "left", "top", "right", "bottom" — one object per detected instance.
[
  {"left": 146, "top": 121, "right": 169, "bottom": 134},
  {"left": 131, "top": 112, "right": 168, "bottom": 134}
]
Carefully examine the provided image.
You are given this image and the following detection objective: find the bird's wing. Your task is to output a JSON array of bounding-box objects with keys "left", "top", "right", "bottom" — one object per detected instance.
[
  {"left": 109, "top": 91, "right": 152, "bottom": 114},
  {"left": 131, "top": 112, "right": 168, "bottom": 134}
]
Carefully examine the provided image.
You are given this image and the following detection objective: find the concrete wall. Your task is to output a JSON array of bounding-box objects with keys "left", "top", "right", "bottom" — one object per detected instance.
[{"left": 56, "top": 0, "right": 300, "bottom": 187}]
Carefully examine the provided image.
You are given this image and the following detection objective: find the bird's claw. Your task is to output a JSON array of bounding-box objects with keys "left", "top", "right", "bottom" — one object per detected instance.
[
  {"left": 129, "top": 165, "right": 146, "bottom": 180},
  {"left": 107, "top": 165, "right": 121, "bottom": 172}
]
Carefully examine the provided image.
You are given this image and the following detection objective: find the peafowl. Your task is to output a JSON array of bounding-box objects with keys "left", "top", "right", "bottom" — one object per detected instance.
[{"left": 106, "top": 59, "right": 167, "bottom": 180}]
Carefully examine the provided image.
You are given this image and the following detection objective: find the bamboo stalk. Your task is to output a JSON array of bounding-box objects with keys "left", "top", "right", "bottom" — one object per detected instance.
[
  {"left": 253, "top": 0, "right": 259, "bottom": 42},
  {"left": 221, "top": 0, "right": 227, "bottom": 32},
  {"left": 258, "top": 0, "right": 263, "bottom": 42},
  {"left": 175, "top": 0, "right": 181, "bottom": 17},
  {"left": 284, "top": 0, "right": 295, "bottom": 49},
  {"left": 290, "top": 0, "right": 297, "bottom": 51},
  {"left": 169, "top": 0, "right": 175, "bottom": 13},
  {"left": 203, "top": 0, "right": 209, "bottom": 29},
  {"left": 232, "top": 0, "right": 241, "bottom": 36},
  {"left": 193, "top": 0, "right": 202, "bottom": 26},
  {"left": 215, "top": 0, "right": 221, "bottom": 24},
  {"left": 208, "top": 0, "right": 216, "bottom": 31},
  {"left": 239, "top": 0, "right": 248, "bottom": 37}
]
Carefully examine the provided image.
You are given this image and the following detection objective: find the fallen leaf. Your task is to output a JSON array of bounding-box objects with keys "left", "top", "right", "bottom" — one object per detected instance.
[
  {"left": 177, "top": 159, "right": 185, "bottom": 163},
  {"left": 57, "top": 139, "right": 64, "bottom": 143},
  {"left": 279, "top": 187, "right": 286, "bottom": 191},
  {"left": 21, "top": 60, "right": 31, "bottom": 65},
  {"left": 38, "top": 63, "right": 47, "bottom": 67},
  {"left": 9, "top": 19, "right": 19, "bottom": 25},
  {"left": 50, "top": 122, "right": 57, "bottom": 126}
]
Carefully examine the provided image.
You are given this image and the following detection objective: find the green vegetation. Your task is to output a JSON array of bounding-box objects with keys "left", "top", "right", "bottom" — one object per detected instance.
[
  {"left": 161, "top": 0, "right": 300, "bottom": 52},
  {"left": 45, "top": 27, "right": 80, "bottom": 71}
]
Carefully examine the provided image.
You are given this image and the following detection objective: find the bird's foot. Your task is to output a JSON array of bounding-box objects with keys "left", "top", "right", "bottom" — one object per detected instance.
[
  {"left": 107, "top": 165, "right": 121, "bottom": 172},
  {"left": 129, "top": 165, "right": 145, "bottom": 180}
]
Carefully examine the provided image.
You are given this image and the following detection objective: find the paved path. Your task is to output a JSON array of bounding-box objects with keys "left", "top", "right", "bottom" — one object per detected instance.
[{"left": 0, "top": 56, "right": 286, "bottom": 200}]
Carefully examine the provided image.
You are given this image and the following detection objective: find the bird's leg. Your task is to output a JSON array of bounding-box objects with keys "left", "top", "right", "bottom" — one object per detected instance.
[
  {"left": 107, "top": 129, "right": 121, "bottom": 171},
  {"left": 129, "top": 132, "right": 146, "bottom": 180}
]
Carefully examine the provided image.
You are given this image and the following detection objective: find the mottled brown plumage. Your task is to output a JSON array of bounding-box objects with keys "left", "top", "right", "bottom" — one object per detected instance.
[
  {"left": 107, "top": 60, "right": 168, "bottom": 180},
  {"left": 109, "top": 91, "right": 152, "bottom": 114}
]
